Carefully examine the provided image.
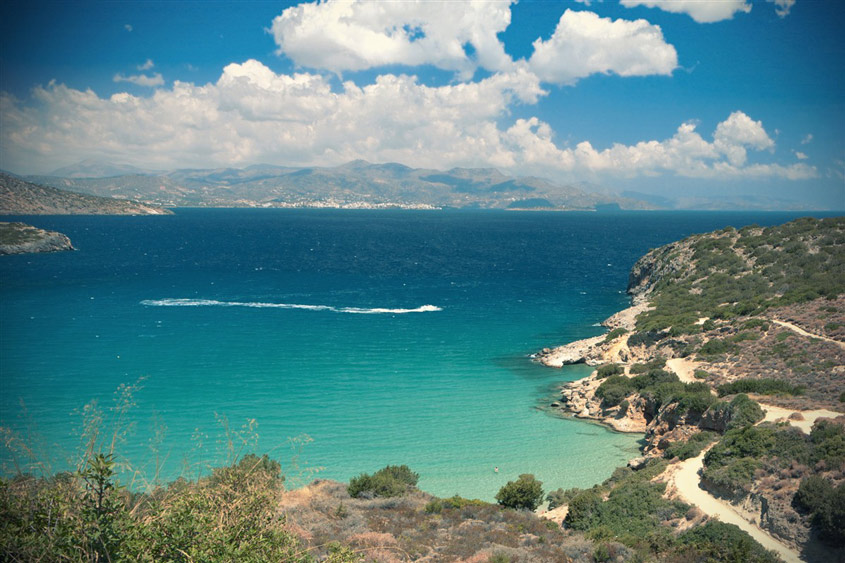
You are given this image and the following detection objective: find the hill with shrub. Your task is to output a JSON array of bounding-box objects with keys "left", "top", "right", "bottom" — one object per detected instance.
[{"left": 543, "top": 216, "right": 844, "bottom": 559}]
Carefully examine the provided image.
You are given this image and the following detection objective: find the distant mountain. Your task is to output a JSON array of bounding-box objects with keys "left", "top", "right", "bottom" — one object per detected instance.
[
  {"left": 0, "top": 172, "right": 171, "bottom": 215},
  {"left": 27, "top": 161, "right": 654, "bottom": 211},
  {"left": 48, "top": 159, "right": 164, "bottom": 179}
]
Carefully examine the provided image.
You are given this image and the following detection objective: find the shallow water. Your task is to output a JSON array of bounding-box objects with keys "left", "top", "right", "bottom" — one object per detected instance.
[{"left": 0, "top": 209, "right": 828, "bottom": 499}]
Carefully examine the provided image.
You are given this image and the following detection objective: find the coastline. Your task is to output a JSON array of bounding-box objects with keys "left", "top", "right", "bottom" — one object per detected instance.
[{"left": 535, "top": 301, "right": 652, "bottom": 434}]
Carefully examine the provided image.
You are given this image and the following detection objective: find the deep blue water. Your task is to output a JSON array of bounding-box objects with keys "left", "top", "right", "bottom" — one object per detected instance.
[{"left": 0, "top": 209, "right": 834, "bottom": 499}]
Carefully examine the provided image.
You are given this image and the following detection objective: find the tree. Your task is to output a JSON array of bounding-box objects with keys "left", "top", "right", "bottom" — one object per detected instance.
[{"left": 495, "top": 474, "right": 544, "bottom": 510}]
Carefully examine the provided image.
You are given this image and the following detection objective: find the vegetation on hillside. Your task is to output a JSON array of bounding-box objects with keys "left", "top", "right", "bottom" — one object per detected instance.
[{"left": 633, "top": 217, "right": 845, "bottom": 335}]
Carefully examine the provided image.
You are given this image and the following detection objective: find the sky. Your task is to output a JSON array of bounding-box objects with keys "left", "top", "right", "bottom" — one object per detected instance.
[{"left": 0, "top": 0, "right": 843, "bottom": 208}]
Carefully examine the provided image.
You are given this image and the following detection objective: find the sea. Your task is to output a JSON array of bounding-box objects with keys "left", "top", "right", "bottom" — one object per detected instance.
[{"left": 0, "top": 209, "right": 835, "bottom": 500}]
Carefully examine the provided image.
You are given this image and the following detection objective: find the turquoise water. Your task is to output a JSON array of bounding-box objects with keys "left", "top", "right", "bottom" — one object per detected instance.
[{"left": 0, "top": 210, "right": 830, "bottom": 499}]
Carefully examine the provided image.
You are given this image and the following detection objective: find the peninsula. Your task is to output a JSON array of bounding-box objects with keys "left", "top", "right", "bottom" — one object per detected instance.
[{"left": 538, "top": 216, "right": 844, "bottom": 561}]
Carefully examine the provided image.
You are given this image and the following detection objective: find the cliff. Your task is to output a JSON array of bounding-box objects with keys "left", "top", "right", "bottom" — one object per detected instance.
[
  {"left": 0, "top": 222, "right": 73, "bottom": 255},
  {"left": 0, "top": 172, "right": 171, "bottom": 215}
]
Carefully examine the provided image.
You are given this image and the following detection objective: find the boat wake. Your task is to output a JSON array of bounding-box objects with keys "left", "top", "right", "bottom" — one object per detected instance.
[{"left": 140, "top": 298, "right": 442, "bottom": 315}]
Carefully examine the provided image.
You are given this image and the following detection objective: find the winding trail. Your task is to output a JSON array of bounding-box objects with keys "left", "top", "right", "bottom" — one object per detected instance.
[
  {"left": 771, "top": 319, "right": 845, "bottom": 350},
  {"left": 668, "top": 450, "right": 803, "bottom": 563}
]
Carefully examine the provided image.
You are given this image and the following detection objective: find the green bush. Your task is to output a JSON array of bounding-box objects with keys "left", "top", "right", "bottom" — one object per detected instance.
[
  {"left": 347, "top": 464, "right": 419, "bottom": 498},
  {"left": 663, "top": 431, "right": 718, "bottom": 461},
  {"left": 677, "top": 520, "right": 779, "bottom": 562},
  {"left": 604, "top": 328, "right": 628, "bottom": 343},
  {"left": 697, "top": 338, "right": 738, "bottom": 358},
  {"left": 596, "top": 363, "right": 624, "bottom": 379},
  {"left": 495, "top": 474, "right": 544, "bottom": 510},
  {"left": 809, "top": 419, "right": 845, "bottom": 466},
  {"left": 629, "top": 357, "right": 667, "bottom": 374},
  {"left": 716, "top": 378, "right": 805, "bottom": 397},
  {"left": 693, "top": 369, "right": 710, "bottom": 379},
  {"left": 794, "top": 475, "right": 833, "bottom": 513},
  {"left": 546, "top": 487, "right": 584, "bottom": 510},
  {"left": 595, "top": 376, "right": 635, "bottom": 407}
]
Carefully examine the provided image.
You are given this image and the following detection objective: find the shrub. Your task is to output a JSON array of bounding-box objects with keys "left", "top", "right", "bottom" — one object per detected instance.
[
  {"left": 596, "top": 363, "right": 623, "bottom": 379},
  {"left": 794, "top": 475, "right": 833, "bottom": 513},
  {"left": 809, "top": 419, "right": 845, "bottom": 466},
  {"left": 716, "top": 378, "right": 805, "bottom": 397},
  {"left": 678, "top": 520, "right": 779, "bottom": 562},
  {"left": 604, "top": 328, "right": 628, "bottom": 343},
  {"left": 664, "top": 431, "right": 719, "bottom": 461},
  {"left": 629, "top": 357, "right": 667, "bottom": 374},
  {"left": 347, "top": 464, "right": 419, "bottom": 499},
  {"left": 595, "top": 376, "right": 635, "bottom": 407},
  {"left": 495, "top": 474, "right": 544, "bottom": 510},
  {"left": 813, "top": 483, "right": 845, "bottom": 546},
  {"left": 693, "top": 369, "right": 710, "bottom": 379},
  {"left": 697, "top": 338, "right": 738, "bottom": 358},
  {"left": 725, "top": 394, "right": 764, "bottom": 430},
  {"left": 546, "top": 487, "right": 583, "bottom": 510}
]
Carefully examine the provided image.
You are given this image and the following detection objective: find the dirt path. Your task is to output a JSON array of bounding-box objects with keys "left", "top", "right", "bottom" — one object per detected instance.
[
  {"left": 771, "top": 319, "right": 845, "bottom": 350},
  {"left": 668, "top": 450, "right": 803, "bottom": 563}
]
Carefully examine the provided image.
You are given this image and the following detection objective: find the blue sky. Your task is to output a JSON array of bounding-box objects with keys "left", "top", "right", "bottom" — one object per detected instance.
[{"left": 1, "top": 0, "right": 842, "bottom": 208}]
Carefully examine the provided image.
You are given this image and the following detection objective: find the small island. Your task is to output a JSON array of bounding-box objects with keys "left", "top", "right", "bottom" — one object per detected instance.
[{"left": 0, "top": 222, "right": 74, "bottom": 255}]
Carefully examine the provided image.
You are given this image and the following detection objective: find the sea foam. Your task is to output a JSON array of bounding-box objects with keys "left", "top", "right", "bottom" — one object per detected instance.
[{"left": 140, "top": 298, "right": 442, "bottom": 314}]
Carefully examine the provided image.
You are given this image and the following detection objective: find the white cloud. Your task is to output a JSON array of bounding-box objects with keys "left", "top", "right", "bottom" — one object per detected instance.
[
  {"left": 713, "top": 110, "right": 774, "bottom": 166},
  {"left": 794, "top": 151, "right": 808, "bottom": 160},
  {"left": 124, "top": 24, "right": 133, "bottom": 32},
  {"left": 0, "top": 64, "right": 814, "bottom": 183},
  {"left": 767, "top": 0, "right": 796, "bottom": 18},
  {"left": 528, "top": 10, "right": 677, "bottom": 85},
  {"left": 620, "top": 0, "right": 751, "bottom": 23},
  {"left": 113, "top": 73, "right": 165, "bottom": 87},
  {"left": 500, "top": 112, "right": 813, "bottom": 180},
  {"left": 801, "top": 133, "right": 813, "bottom": 144},
  {"left": 270, "top": 0, "right": 515, "bottom": 77},
  {"left": 138, "top": 59, "right": 155, "bottom": 71}
]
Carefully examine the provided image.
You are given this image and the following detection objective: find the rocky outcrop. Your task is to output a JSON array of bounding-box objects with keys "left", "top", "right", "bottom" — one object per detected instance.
[
  {"left": 626, "top": 239, "right": 696, "bottom": 302},
  {"left": 0, "top": 222, "right": 74, "bottom": 255},
  {"left": 534, "top": 304, "right": 649, "bottom": 368}
]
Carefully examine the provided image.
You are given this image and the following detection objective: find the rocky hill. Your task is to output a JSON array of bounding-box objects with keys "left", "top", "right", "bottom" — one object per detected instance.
[
  {"left": 0, "top": 222, "right": 73, "bottom": 255},
  {"left": 538, "top": 216, "right": 845, "bottom": 560},
  {"left": 25, "top": 160, "right": 653, "bottom": 210},
  {"left": 0, "top": 172, "right": 171, "bottom": 215}
]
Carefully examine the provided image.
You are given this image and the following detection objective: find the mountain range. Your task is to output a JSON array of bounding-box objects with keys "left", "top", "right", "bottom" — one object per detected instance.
[
  {"left": 25, "top": 160, "right": 651, "bottom": 211},
  {"left": 7, "top": 160, "right": 820, "bottom": 211}
]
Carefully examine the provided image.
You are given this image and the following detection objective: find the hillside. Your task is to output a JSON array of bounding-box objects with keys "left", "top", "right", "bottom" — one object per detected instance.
[
  {"left": 0, "top": 222, "right": 73, "bottom": 255},
  {"left": 26, "top": 161, "right": 653, "bottom": 211},
  {"left": 0, "top": 172, "right": 171, "bottom": 215},
  {"left": 539, "top": 216, "right": 845, "bottom": 560}
]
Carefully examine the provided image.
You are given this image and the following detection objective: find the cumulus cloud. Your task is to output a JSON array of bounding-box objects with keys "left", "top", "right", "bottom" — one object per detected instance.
[
  {"left": 529, "top": 10, "right": 677, "bottom": 85},
  {"left": 138, "top": 59, "right": 155, "bottom": 71},
  {"left": 801, "top": 133, "right": 813, "bottom": 144},
  {"left": 113, "top": 72, "right": 165, "bottom": 87},
  {"left": 499, "top": 112, "right": 813, "bottom": 180},
  {"left": 270, "top": 0, "right": 515, "bottom": 77},
  {"left": 0, "top": 64, "right": 814, "bottom": 184},
  {"left": 794, "top": 151, "right": 808, "bottom": 160},
  {"left": 767, "top": 0, "right": 796, "bottom": 18},
  {"left": 620, "top": 0, "right": 751, "bottom": 23}
]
